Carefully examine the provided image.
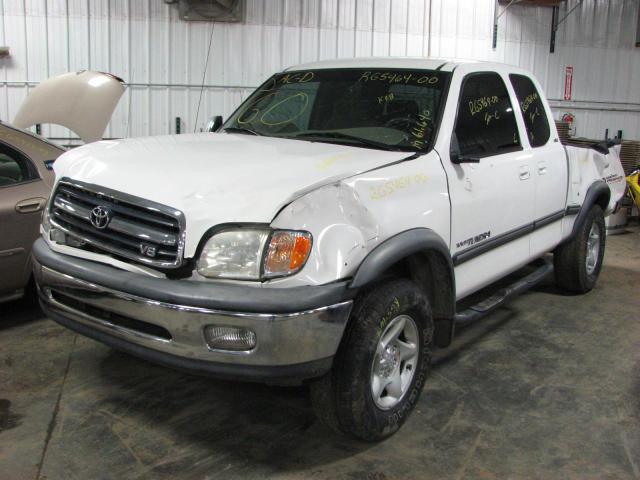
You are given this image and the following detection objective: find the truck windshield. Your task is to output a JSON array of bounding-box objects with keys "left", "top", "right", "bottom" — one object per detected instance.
[{"left": 223, "top": 69, "right": 450, "bottom": 152}]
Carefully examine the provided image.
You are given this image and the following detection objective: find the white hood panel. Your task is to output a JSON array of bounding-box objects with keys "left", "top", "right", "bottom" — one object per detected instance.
[
  {"left": 54, "top": 133, "right": 409, "bottom": 257},
  {"left": 13, "top": 71, "right": 125, "bottom": 144}
]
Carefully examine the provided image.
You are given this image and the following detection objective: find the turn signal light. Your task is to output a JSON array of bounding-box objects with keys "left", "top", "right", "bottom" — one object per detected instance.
[{"left": 263, "top": 231, "right": 312, "bottom": 278}]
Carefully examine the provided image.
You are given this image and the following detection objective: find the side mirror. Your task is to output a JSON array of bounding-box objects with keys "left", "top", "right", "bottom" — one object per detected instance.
[
  {"left": 207, "top": 115, "right": 223, "bottom": 132},
  {"left": 451, "top": 152, "right": 481, "bottom": 164},
  {"left": 591, "top": 142, "right": 610, "bottom": 155},
  {"left": 450, "top": 133, "right": 481, "bottom": 164}
]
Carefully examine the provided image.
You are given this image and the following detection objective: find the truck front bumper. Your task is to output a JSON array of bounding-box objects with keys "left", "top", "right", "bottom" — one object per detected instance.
[{"left": 32, "top": 238, "right": 354, "bottom": 383}]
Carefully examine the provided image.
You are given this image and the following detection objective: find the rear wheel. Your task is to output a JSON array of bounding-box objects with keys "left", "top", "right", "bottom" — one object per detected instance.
[
  {"left": 554, "top": 204, "right": 606, "bottom": 293},
  {"left": 310, "top": 278, "right": 433, "bottom": 441}
]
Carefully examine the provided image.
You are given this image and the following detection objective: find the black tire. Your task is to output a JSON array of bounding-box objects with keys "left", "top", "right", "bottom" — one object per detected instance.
[
  {"left": 310, "top": 278, "right": 433, "bottom": 441},
  {"left": 554, "top": 204, "right": 606, "bottom": 293}
]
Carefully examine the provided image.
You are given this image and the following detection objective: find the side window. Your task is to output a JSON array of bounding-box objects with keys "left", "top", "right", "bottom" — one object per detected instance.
[
  {"left": 0, "top": 144, "right": 37, "bottom": 187},
  {"left": 452, "top": 72, "right": 521, "bottom": 159},
  {"left": 509, "top": 74, "right": 551, "bottom": 148}
]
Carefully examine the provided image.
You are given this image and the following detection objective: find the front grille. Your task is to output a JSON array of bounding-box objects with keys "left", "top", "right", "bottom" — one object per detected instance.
[{"left": 49, "top": 178, "right": 185, "bottom": 269}]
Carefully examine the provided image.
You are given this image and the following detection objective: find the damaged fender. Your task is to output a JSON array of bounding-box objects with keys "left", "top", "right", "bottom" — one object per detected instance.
[{"left": 270, "top": 151, "right": 452, "bottom": 290}]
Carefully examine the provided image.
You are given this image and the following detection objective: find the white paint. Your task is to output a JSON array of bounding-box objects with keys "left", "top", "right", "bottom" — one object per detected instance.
[
  {"left": 49, "top": 58, "right": 625, "bottom": 300},
  {"left": 52, "top": 131, "right": 412, "bottom": 257}
]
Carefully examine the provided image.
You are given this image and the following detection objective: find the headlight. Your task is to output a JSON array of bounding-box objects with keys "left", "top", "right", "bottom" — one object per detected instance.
[
  {"left": 196, "top": 228, "right": 312, "bottom": 280},
  {"left": 197, "top": 229, "right": 269, "bottom": 280}
]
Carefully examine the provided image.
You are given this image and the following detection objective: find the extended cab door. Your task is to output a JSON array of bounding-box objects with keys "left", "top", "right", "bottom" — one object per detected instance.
[
  {"left": 509, "top": 74, "right": 568, "bottom": 257},
  {"left": 437, "top": 69, "right": 535, "bottom": 300}
]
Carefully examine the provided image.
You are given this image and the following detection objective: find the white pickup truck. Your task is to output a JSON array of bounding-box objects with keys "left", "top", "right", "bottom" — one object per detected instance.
[{"left": 33, "top": 58, "right": 625, "bottom": 441}]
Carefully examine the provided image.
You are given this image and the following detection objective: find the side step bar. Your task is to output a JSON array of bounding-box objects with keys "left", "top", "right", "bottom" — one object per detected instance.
[{"left": 454, "top": 259, "right": 554, "bottom": 325}]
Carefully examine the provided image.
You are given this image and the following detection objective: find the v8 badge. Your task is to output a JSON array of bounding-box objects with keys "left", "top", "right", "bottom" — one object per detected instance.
[{"left": 139, "top": 243, "right": 157, "bottom": 258}]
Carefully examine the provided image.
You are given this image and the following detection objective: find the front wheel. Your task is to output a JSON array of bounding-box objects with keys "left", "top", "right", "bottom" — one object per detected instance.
[
  {"left": 554, "top": 204, "right": 606, "bottom": 293},
  {"left": 310, "top": 279, "right": 433, "bottom": 441}
]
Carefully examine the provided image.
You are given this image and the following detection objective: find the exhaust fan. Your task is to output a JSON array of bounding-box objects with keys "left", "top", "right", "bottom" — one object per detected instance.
[{"left": 171, "top": 0, "right": 243, "bottom": 22}]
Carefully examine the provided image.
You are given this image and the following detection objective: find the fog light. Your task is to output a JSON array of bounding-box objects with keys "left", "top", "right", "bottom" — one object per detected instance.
[{"left": 203, "top": 325, "right": 256, "bottom": 351}]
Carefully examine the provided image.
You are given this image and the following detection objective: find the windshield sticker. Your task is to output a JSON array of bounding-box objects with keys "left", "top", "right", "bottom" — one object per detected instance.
[{"left": 369, "top": 174, "right": 428, "bottom": 200}]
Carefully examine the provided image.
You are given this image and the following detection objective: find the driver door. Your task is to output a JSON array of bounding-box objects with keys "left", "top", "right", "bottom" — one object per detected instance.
[{"left": 439, "top": 71, "right": 535, "bottom": 299}]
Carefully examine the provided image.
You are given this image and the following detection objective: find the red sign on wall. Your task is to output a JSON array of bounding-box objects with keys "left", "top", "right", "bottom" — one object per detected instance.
[{"left": 564, "top": 66, "right": 574, "bottom": 101}]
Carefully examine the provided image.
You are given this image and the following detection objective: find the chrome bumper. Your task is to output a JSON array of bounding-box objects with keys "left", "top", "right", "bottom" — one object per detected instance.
[{"left": 34, "top": 260, "right": 352, "bottom": 380}]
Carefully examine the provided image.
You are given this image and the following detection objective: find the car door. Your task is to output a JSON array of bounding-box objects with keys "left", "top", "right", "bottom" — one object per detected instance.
[
  {"left": 438, "top": 70, "right": 535, "bottom": 300},
  {"left": 509, "top": 73, "right": 568, "bottom": 257},
  {"left": 0, "top": 142, "right": 49, "bottom": 299}
]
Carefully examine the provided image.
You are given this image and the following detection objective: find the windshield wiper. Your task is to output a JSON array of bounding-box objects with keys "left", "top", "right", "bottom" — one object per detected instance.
[
  {"left": 292, "top": 131, "right": 398, "bottom": 151},
  {"left": 223, "top": 126, "right": 262, "bottom": 136}
]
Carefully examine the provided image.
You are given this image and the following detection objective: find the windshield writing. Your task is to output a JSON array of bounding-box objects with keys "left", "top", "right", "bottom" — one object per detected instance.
[{"left": 224, "top": 69, "right": 449, "bottom": 151}]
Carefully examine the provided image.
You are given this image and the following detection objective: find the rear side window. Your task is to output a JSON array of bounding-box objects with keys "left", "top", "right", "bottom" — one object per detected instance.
[
  {"left": 509, "top": 74, "right": 550, "bottom": 147},
  {"left": 0, "top": 143, "right": 37, "bottom": 187},
  {"left": 452, "top": 72, "right": 521, "bottom": 159}
]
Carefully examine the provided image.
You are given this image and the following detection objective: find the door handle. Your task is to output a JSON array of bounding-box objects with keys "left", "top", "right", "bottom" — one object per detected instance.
[
  {"left": 519, "top": 166, "right": 530, "bottom": 180},
  {"left": 0, "top": 247, "right": 24, "bottom": 258},
  {"left": 15, "top": 197, "right": 46, "bottom": 214},
  {"left": 538, "top": 161, "right": 547, "bottom": 175}
]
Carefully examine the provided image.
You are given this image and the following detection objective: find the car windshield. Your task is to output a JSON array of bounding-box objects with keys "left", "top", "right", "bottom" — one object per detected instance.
[{"left": 223, "top": 69, "right": 450, "bottom": 152}]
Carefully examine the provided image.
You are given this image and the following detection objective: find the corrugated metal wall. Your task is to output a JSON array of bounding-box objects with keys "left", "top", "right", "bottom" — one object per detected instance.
[{"left": 0, "top": 0, "right": 638, "bottom": 142}]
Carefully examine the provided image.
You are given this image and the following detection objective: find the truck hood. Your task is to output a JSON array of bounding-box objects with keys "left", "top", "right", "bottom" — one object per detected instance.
[
  {"left": 54, "top": 133, "right": 411, "bottom": 257},
  {"left": 13, "top": 71, "right": 125, "bottom": 144}
]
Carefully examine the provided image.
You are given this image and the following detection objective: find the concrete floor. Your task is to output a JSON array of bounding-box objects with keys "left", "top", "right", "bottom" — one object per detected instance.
[{"left": 1, "top": 229, "right": 639, "bottom": 480}]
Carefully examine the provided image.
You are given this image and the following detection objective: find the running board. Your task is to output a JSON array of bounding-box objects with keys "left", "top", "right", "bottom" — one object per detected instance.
[{"left": 454, "top": 260, "right": 554, "bottom": 325}]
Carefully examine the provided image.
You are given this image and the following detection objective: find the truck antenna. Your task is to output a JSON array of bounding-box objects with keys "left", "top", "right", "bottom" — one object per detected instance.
[{"left": 194, "top": 22, "right": 215, "bottom": 133}]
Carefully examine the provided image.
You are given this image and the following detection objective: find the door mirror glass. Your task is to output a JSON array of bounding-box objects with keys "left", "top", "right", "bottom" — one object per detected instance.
[
  {"left": 451, "top": 153, "right": 481, "bottom": 164},
  {"left": 450, "top": 133, "right": 480, "bottom": 164},
  {"left": 207, "top": 115, "right": 224, "bottom": 132}
]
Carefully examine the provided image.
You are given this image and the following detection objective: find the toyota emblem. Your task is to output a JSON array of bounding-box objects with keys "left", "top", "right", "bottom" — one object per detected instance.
[{"left": 90, "top": 206, "right": 111, "bottom": 229}]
